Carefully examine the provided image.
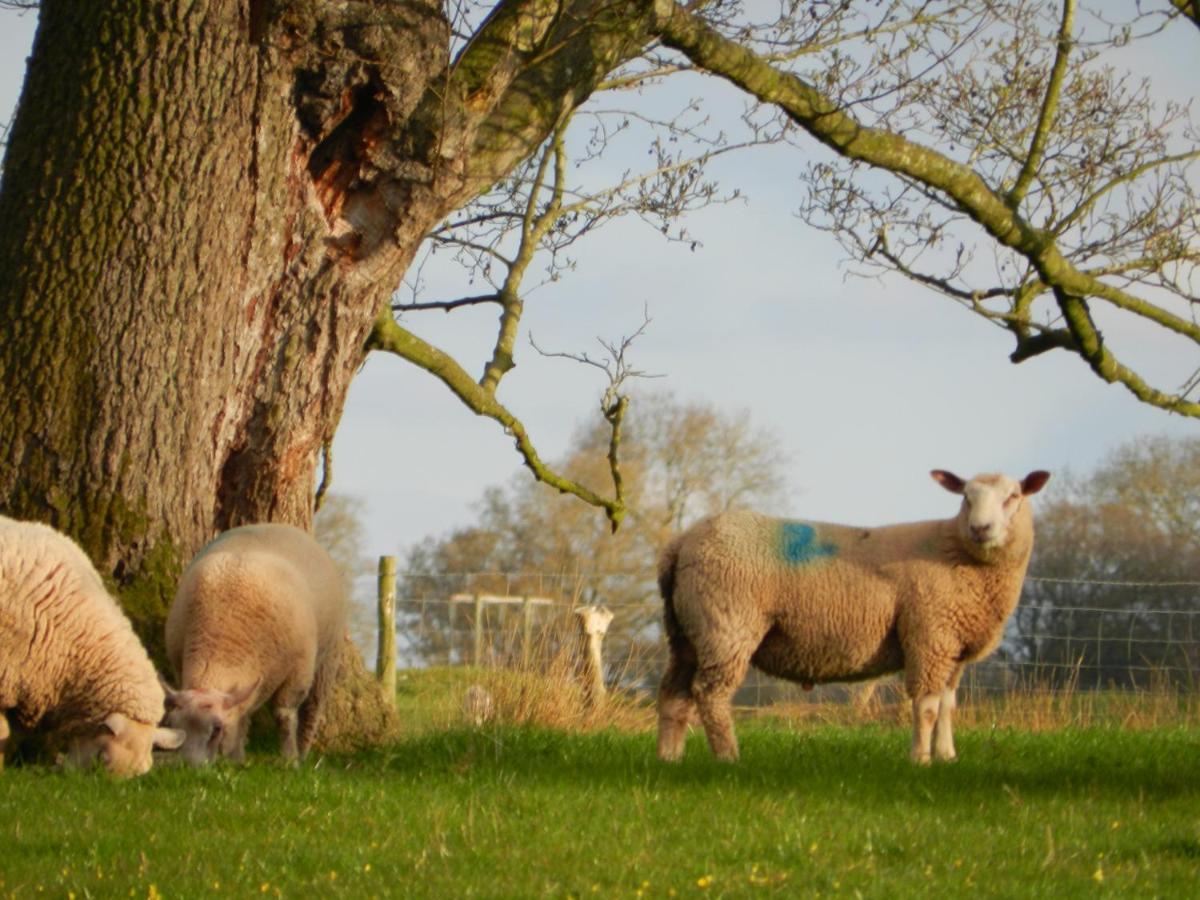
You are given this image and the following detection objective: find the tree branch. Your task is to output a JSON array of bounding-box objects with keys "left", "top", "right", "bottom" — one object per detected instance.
[
  {"left": 650, "top": 0, "right": 1200, "bottom": 416},
  {"left": 365, "top": 308, "right": 626, "bottom": 529},
  {"left": 392, "top": 293, "right": 502, "bottom": 313},
  {"left": 1170, "top": 0, "right": 1200, "bottom": 33},
  {"left": 1009, "top": 0, "right": 1075, "bottom": 207}
]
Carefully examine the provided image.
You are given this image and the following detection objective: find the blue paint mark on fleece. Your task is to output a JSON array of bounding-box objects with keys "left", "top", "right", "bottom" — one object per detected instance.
[{"left": 778, "top": 522, "right": 838, "bottom": 565}]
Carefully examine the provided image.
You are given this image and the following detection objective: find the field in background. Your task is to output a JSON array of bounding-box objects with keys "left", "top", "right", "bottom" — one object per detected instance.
[
  {"left": 5, "top": 670, "right": 1197, "bottom": 897},
  {"left": 358, "top": 569, "right": 1200, "bottom": 710}
]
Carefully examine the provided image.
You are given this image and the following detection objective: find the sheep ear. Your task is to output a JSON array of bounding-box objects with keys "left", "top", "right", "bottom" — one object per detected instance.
[
  {"left": 1021, "top": 470, "right": 1051, "bottom": 495},
  {"left": 103, "top": 712, "right": 130, "bottom": 737},
  {"left": 223, "top": 677, "right": 261, "bottom": 711},
  {"left": 930, "top": 470, "right": 967, "bottom": 494},
  {"left": 154, "top": 727, "right": 186, "bottom": 751},
  {"left": 159, "top": 674, "right": 181, "bottom": 710}
]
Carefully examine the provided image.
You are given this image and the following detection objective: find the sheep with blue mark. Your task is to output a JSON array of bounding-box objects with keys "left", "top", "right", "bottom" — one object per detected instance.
[{"left": 656, "top": 469, "right": 1051, "bottom": 764}]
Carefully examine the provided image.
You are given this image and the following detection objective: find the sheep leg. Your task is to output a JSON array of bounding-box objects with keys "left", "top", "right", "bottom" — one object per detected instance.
[
  {"left": 657, "top": 648, "right": 698, "bottom": 762},
  {"left": 0, "top": 711, "right": 8, "bottom": 771},
  {"left": 693, "top": 654, "right": 750, "bottom": 762},
  {"left": 297, "top": 650, "right": 341, "bottom": 758},
  {"left": 932, "top": 666, "right": 964, "bottom": 762},
  {"left": 909, "top": 693, "right": 941, "bottom": 765},
  {"left": 275, "top": 704, "right": 301, "bottom": 762},
  {"left": 227, "top": 717, "right": 250, "bottom": 764}
]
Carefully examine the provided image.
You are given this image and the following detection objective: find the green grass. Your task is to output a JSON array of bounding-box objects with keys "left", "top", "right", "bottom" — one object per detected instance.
[{"left": 3, "top": 675, "right": 1200, "bottom": 898}]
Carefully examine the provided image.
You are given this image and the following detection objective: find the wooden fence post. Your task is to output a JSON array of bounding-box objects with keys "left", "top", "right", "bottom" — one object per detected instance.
[
  {"left": 574, "top": 605, "right": 614, "bottom": 708},
  {"left": 473, "top": 592, "right": 485, "bottom": 669},
  {"left": 521, "top": 596, "right": 534, "bottom": 669},
  {"left": 376, "top": 556, "right": 396, "bottom": 706}
]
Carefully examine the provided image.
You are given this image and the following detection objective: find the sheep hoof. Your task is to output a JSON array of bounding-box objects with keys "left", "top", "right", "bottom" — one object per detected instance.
[{"left": 910, "top": 751, "right": 932, "bottom": 766}]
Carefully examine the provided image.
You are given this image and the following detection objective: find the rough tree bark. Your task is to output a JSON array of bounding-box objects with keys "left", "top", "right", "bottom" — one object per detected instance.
[{"left": 0, "top": 0, "right": 651, "bottom": 748}]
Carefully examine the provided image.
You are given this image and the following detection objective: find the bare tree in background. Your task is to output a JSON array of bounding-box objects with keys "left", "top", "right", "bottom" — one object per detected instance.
[
  {"left": 402, "top": 391, "right": 791, "bottom": 668},
  {"left": 1007, "top": 435, "right": 1200, "bottom": 687},
  {"left": 314, "top": 494, "right": 377, "bottom": 656}
]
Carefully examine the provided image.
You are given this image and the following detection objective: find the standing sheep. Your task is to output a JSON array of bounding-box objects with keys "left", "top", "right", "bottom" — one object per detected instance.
[
  {"left": 0, "top": 515, "right": 184, "bottom": 776},
  {"left": 163, "top": 523, "right": 346, "bottom": 764},
  {"left": 657, "top": 469, "right": 1050, "bottom": 765}
]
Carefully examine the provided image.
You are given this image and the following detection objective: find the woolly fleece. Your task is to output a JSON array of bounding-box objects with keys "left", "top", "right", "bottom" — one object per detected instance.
[
  {"left": 165, "top": 523, "right": 346, "bottom": 760},
  {"left": 657, "top": 471, "right": 1048, "bottom": 763},
  {"left": 0, "top": 516, "right": 165, "bottom": 734}
]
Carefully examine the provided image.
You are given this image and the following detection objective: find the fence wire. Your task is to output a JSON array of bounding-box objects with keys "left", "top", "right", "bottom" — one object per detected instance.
[{"left": 349, "top": 570, "right": 1200, "bottom": 706}]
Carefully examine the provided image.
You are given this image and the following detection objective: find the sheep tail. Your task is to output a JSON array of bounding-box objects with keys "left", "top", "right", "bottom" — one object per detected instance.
[{"left": 657, "top": 535, "right": 686, "bottom": 652}]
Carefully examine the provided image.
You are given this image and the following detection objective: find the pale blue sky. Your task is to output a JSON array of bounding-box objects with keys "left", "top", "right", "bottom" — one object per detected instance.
[{"left": 2, "top": 6, "right": 1196, "bottom": 560}]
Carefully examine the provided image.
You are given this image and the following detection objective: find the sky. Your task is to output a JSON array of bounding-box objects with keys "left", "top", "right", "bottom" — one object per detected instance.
[{"left": 2, "top": 6, "right": 1196, "bottom": 564}]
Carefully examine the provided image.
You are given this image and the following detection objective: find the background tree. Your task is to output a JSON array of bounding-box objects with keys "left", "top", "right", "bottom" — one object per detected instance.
[
  {"left": 313, "top": 493, "right": 376, "bottom": 655},
  {"left": 1005, "top": 435, "right": 1200, "bottom": 687},
  {"left": 401, "top": 392, "right": 791, "bottom": 672},
  {"left": 0, "top": 1, "right": 1196, "bottom": 743}
]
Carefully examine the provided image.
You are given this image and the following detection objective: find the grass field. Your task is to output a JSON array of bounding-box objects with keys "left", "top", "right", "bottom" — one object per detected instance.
[{"left": 2, "top": 670, "right": 1199, "bottom": 898}]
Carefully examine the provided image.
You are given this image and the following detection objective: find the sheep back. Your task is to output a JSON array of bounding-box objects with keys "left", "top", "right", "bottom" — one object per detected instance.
[{"left": 166, "top": 524, "right": 346, "bottom": 703}]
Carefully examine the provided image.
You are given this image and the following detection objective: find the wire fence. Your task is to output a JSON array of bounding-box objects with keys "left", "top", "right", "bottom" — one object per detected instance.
[{"left": 349, "top": 569, "right": 1200, "bottom": 706}]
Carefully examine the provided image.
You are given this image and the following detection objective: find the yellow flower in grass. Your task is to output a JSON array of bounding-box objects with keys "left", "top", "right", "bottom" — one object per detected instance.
[{"left": 696, "top": 875, "right": 713, "bottom": 889}]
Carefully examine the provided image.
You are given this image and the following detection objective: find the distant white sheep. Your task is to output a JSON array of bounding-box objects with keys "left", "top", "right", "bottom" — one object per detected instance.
[
  {"left": 656, "top": 469, "right": 1050, "bottom": 764},
  {"left": 0, "top": 516, "right": 184, "bottom": 776},
  {"left": 163, "top": 523, "right": 346, "bottom": 764}
]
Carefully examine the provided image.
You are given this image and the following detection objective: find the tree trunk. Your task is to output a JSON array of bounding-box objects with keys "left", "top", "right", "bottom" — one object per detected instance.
[
  {"left": 0, "top": 0, "right": 450, "bottom": 748},
  {"left": 0, "top": 0, "right": 654, "bottom": 747}
]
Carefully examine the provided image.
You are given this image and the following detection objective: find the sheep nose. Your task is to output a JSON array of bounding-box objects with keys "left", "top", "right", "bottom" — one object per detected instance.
[{"left": 970, "top": 523, "right": 992, "bottom": 541}]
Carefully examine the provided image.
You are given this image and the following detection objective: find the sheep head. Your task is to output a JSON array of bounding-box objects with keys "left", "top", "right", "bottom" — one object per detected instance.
[
  {"left": 68, "top": 713, "right": 185, "bottom": 778},
  {"left": 931, "top": 469, "right": 1051, "bottom": 562},
  {"left": 161, "top": 680, "right": 259, "bottom": 766}
]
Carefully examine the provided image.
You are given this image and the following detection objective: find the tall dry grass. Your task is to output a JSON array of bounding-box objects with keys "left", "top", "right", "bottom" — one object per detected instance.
[
  {"left": 394, "top": 596, "right": 656, "bottom": 736},
  {"left": 394, "top": 579, "right": 1200, "bottom": 737},
  {"left": 753, "top": 666, "right": 1200, "bottom": 732}
]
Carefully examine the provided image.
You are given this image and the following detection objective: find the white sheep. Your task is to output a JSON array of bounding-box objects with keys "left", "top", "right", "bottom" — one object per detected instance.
[
  {"left": 0, "top": 515, "right": 184, "bottom": 776},
  {"left": 656, "top": 469, "right": 1051, "bottom": 765},
  {"left": 163, "top": 523, "right": 346, "bottom": 765}
]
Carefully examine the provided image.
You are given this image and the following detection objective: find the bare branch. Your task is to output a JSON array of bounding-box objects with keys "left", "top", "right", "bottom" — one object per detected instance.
[
  {"left": 366, "top": 309, "right": 627, "bottom": 530},
  {"left": 528, "top": 307, "right": 664, "bottom": 407},
  {"left": 392, "top": 293, "right": 502, "bottom": 313},
  {"left": 528, "top": 307, "right": 663, "bottom": 530},
  {"left": 651, "top": 0, "right": 1200, "bottom": 416},
  {"left": 1009, "top": 0, "right": 1075, "bottom": 206}
]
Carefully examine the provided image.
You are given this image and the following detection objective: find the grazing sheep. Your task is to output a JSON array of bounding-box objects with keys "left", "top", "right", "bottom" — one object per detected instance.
[
  {"left": 163, "top": 523, "right": 346, "bottom": 765},
  {"left": 0, "top": 515, "right": 184, "bottom": 776},
  {"left": 657, "top": 469, "right": 1050, "bottom": 765}
]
